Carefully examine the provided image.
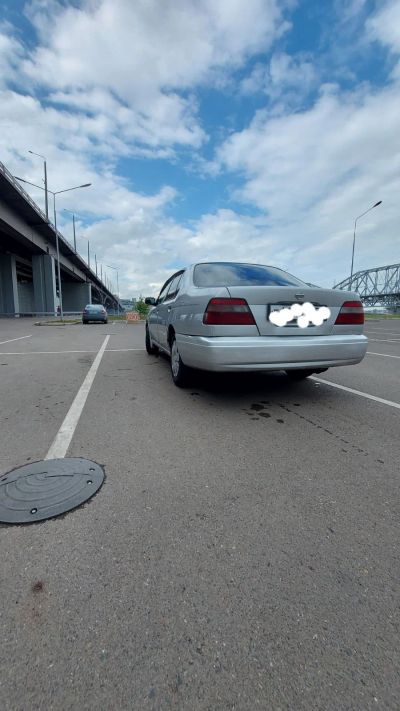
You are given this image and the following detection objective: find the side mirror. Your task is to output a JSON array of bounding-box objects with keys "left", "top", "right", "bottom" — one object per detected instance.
[{"left": 145, "top": 297, "right": 156, "bottom": 306}]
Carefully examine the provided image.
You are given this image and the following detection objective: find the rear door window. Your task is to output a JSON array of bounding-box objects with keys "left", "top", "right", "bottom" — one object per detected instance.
[
  {"left": 165, "top": 272, "right": 183, "bottom": 301},
  {"left": 193, "top": 263, "right": 306, "bottom": 287},
  {"left": 156, "top": 281, "right": 170, "bottom": 305}
]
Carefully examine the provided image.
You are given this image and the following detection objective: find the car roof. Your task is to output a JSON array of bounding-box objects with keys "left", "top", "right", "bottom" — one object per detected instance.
[
  {"left": 188, "top": 261, "right": 290, "bottom": 270},
  {"left": 166, "top": 262, "right": 292, "bottom": 277}
]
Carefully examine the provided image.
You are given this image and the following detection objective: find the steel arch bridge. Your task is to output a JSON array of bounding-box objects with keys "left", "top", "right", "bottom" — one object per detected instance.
[{"left": 334, "top": 263, "right": 400, "bottom": 309}]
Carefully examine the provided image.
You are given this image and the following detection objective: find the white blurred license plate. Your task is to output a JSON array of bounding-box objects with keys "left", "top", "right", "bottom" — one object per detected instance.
[{"left": 268, "top": 303, "right": 298, "bottom": 325}]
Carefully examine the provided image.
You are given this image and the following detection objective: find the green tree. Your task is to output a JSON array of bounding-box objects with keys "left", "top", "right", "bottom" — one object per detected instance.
[{"left": 136, "top": 296, "right": 149, "bottom": 319}]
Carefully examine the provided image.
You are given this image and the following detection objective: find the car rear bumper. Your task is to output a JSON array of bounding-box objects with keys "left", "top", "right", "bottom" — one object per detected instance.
[
  {"left": 82, "top": 317, "right": 106, "bottom": 322},
  {"left": 176, "top": 334, "right": 368, "bottom": 372}
]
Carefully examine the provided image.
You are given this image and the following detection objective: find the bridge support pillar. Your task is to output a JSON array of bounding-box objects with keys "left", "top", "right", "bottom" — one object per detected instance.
[
  {"left": 32, "top": 255, "right": 57, "bottom": 316},
  {"left": 62, "top": 282, "right": 92, "bottom": 313},
  {"left": 0, "top": 254, "right": 19, "bottom": 316}
]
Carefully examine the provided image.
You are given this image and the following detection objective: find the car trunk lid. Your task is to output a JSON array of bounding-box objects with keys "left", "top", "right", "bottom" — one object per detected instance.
[{"left": 226, "top": 286, "right": 346, "bottom": 336}]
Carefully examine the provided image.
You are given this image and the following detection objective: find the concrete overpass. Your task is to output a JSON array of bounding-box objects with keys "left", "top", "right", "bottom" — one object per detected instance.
[{"left": 0, "top": 160, "right": 122, "bottom": 317}]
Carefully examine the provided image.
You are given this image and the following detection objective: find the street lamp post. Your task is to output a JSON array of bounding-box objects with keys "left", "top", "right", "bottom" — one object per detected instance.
[
  {"left": 350, "top": 201, "right": 382, "bottom": 287},
  {"left": 14, "top": 176, "right": 91, "bottom": 319},
  {"left": 52, "top": 193, "right": 63, "bottom": 321},
  {"left": 105, "top": 264, "right": 120, "bottom": 315},
  {"left": 63, "top": 209, "right": 78, "bottom": 251},
  {"left": 28, "top": 150, "right": 48, "bottom": 220},
  {"left": 77, "top": 236, "right": 91, "bottom": 268}
]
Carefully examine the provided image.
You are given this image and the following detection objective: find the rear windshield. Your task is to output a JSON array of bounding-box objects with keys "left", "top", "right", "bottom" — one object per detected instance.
[
  {"left": 86, "top": 305, "right": 104, "bottom": 311},
  {"left": 193, "top": 263, "right": 306, "bottom": 287}
]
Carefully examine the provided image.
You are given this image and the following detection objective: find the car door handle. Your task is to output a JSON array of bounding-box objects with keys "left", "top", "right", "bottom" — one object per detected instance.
[{"left": 167, "top": 307, "right": 171, "bottom": 312}]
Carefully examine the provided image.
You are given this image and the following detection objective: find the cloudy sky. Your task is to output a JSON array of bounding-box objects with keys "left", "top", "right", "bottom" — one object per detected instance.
[{"left": 1, "top": 0, "right": 399, "bottom": 297}]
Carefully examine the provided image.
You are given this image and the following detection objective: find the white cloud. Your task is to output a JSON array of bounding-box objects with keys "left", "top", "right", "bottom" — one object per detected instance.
[
  {"left": 17, "top": 0, "right": 289, "bottom": 152},
  {"left": 0, "top": 85, "right": 178, "bottom": 270},
  {"left": 24, "top": 0, "right": 288, "bottom": 92},
  {"left": 241, "top": 52, "right": 317, "bottom": 100},
  {"left": 78, "top": 208, "right": 280, "bottom": 297},
  {"left": 48, "top": 88, "right": 205, "bottom": 152},
  {"left": 187, "top": 209, "right": 274, "bottom": 253},
  {"left": 367, "top": 0, "right": 400, "bottom": 78},
  {"left": 217, "top": 81, "right": 400, "bottom": 284},
  {"left": 367, "top": 0, "right": 400, "bottom": 53},
  {"left": 334, "top": 0, "right": 368, "bottom": 23},
  {"left": 219, "top": 83, "right": 399, "bottom": 215},
  {"left": 0, "top": 24, "right": 26, "bottom": 88}
]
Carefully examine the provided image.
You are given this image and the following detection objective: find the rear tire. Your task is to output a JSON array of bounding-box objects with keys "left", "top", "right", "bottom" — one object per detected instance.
[
  {"left": 286, "top": 369, "right": 315, "bottom": 381},
  {"left": 170, "top": 335, "right": 191, "bottom": 387},
  {"left": 145, "top": 325, "right": 158, "bottom": 355}
]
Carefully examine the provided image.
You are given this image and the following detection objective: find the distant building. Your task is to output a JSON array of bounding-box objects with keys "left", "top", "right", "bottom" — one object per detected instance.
[{"left": 120, "top": 298, "right": 137, "bottom": 311}]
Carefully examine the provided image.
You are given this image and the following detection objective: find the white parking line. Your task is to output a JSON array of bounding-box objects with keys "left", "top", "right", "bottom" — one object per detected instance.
[
  {"left": 0, "top": 335, "right": 32, "bottom": 345},
  {"left": 366, "top": 329, "right": 400, "bottom": 336},
  {"left": 311, "top": 377, "right": 400, "bottom": 410},
  {"left": 0, "top": 348, "right": 146, "bottom": 355},
  {"left": 367, "top": 351, "right": 400, "bottom": 359},
  {"left": 0, "top": 350, "right": 97, "bottom": 355},
  {"left": 45, "top": 336, "right": 110, "bottom": 460}
]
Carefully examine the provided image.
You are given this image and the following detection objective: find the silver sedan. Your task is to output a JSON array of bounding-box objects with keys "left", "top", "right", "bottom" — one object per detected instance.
[{"left": 145, "top": 262, "right": 367, "bottom": 387}]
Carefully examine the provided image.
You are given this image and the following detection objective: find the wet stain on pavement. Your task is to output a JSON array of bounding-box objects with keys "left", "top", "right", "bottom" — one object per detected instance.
[
  {"left": 32, "top": 581, "right": 44, "bottom": 593},
  {"left": 242, "top": 401, "right": 378, "bottom": 460},
  {"left": 275, "top": 401, "right": 372, "bottom": 457}
]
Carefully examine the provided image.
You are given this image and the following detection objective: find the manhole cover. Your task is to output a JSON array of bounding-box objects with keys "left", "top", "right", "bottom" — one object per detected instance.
[{"left": 0, "top": 458, "right": 104, "bottom": 524}]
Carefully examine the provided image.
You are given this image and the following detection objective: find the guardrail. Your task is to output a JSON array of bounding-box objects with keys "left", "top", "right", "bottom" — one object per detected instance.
[
  {"left": 0, "top": 160, "right": 48, "bottom": 223},
  {"left": 0, "top": 310, "right": 129, "bottom": 318},
  {"left": 0, "top": 311, "right": 82, "bottom": 318}
]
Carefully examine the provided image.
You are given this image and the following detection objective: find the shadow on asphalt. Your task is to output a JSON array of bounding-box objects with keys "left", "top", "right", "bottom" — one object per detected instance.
[
  {"left": 156, "top": 352, "right": 318, "bottom": 401},
  {"left": 190, "top": 371, "right": 316, "bottom": 399}
]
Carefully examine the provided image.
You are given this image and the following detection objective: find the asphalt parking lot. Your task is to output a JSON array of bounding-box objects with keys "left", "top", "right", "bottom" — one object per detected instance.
[{"left": 0, "top": 318, "right": 399, "bottom": 710}]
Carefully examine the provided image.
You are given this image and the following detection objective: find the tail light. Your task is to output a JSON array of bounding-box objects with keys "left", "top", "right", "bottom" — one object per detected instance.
[
  {"left": 335, "top": 301, "right": 364, "bottom": 325},
  {"left": 203, "top": 298, "right": 256, "bottom": 325}
]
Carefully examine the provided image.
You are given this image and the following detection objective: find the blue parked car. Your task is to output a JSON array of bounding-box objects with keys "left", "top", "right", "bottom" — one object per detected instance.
[{"left": 82, "top": 304, "right": 108, "bottom": 324}]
